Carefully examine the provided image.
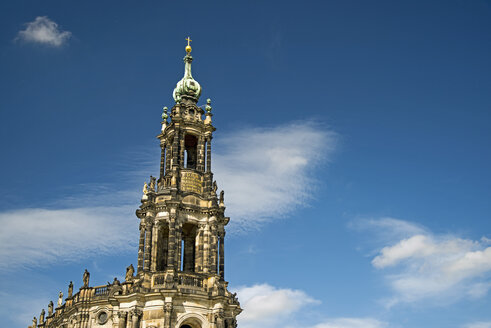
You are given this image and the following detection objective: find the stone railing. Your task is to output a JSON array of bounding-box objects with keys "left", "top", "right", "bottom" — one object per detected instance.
[
  {"left": 94, "top": 286, "right": 109, "bottom": 297},
  {"left": 178, "top": 272, "right": 204, "bottom": 288},
  {"left": 152, "top": 273, "right": 166, "bottom": 287},
  {"left": 151, "top": 272, "right": 206, "bottom": 289}
]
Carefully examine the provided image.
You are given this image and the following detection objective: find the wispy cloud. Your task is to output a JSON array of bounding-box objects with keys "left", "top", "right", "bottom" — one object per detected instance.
[
  {"left": 312, "top": 318, "right": 387, "bottom": 328},
  {"left": 234, "top": 283, "right": 318, "bottom": 328},
  {"left": 464, "top": 322, "right": 491, "bottom": 328},
  {"left": 0, "top": 122, "right": 335, "bottom": 269},
  {"left": 16, "top": 16, "right": 71, "bottom": 46},
  {"left": 357, "top": 218, "right": 491, "bottom": 305},
  {"left": 214, "top": 122, "right": 337, "bottom": 231},
  {"left": 0, "top": 206, "right": 137, "bottom": 271},
  {"left": 234, "top": 283, "right": 385, "bottom": 328}
]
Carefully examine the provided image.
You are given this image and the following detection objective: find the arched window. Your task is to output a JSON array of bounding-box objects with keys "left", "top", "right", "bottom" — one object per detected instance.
[
  {"left": 180, "top": 223, "right": 197, "bottom": 272},
  {"left": 156, "top": 224, "right": 169, "bottom": 271},
  {"left": 184, "top": 134, "right": 197, "bottom": 169}
]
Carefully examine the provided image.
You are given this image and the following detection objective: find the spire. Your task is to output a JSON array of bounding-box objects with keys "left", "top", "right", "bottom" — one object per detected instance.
[{"left": 172, "top": 37, "right": 202, "bottom": 103}]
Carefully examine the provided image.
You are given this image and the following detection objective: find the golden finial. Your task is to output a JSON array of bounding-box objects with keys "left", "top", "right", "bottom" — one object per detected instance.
[{"left": 185, "top": 37, "right": 192, "bottom": 53}]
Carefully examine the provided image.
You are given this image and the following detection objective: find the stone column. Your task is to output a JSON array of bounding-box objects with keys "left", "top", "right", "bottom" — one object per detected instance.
[
  {"left": 172, "top": 129, "right": 180, "bottom": 169},
  {"left": 206, "top": 137, "right": 212, "bottom": 173},
  {"left": 144, "top": 222, "right": 153, "bottom": 271},
  {"left": 117, "top": 312, "right": 127, "bottom": 328},
  {"left": 195, "top": 225, "right": 204, "bottom": 272},
  {"left": 180, "top": 132, "right": 185, "bottom": 168},
  {"left": 197, "top": 136, "right": 205, "bottom": 172},
  {"left": 219, "top": 232, "right": 225, "bottom": 280},
  {"left": 166, "top": 144, "right": 172, "bottom": 178},
  {"left": 162, "top": 224, "right": 169, "bottom": 270},
  {"left": 176, "top": 223, "right": 183, "bottom": 271},
  {"left": 167, "top": 214, "right": 177, "bottom": 270},
  {"left": 130, "top": 309, "right": 141, "bottom": 328},
  {"left": 210, "top": 223, "right": 218, "bottom": 274},
  {"left": 151, "top": 223, "right": 159, "bottom": 272},
  {"left": 203, "top": 224, "right": 210, "bottom": 273},
  {"left": 163, "top": 302, "right": 173, "bottom": 328},
  {"left": 215, "top": 311, "right": 224, "bottom": 328},
  {"left": 160, "top": 143, "right": 166, "bottom": 178},
  {"left": 137, "top": 223, "right": 145, "bottom": 273}
]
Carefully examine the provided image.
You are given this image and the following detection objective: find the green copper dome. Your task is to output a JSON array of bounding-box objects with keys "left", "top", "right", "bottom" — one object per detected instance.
[{"left": 172, "top": 54, "right": 202, "bottom": 103}]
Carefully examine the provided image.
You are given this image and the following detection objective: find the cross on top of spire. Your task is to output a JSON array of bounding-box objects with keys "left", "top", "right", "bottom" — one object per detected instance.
[{"left": 185, "top": 37, "right": 192, "bottom": 53}]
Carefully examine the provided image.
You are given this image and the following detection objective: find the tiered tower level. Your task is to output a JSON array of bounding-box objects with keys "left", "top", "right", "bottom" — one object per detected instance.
[{"left": 28, "top": 40, "right": 241, "bottom": 328}]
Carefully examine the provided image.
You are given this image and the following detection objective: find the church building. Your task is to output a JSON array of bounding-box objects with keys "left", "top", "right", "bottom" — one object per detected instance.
[{"left": 28, "top": 39, "right": 242, "bottom": 328}]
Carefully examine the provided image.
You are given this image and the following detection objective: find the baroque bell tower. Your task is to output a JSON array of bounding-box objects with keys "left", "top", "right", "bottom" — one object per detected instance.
[
  {"left": 135, "top": 39, "right": 241, "bottom": 328},
  {"left": 26, "top": 39, "right": 240, "bottom": 328}
]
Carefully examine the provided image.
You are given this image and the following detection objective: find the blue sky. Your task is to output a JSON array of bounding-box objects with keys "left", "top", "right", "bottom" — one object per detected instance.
[{"left": 1, "top": 1, "right": 491, "bottom": 327}]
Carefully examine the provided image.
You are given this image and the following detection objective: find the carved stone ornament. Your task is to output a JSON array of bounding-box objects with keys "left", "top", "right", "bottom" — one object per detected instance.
[{"left": 97, "top": 311, "right": 109, "bottom": 325}]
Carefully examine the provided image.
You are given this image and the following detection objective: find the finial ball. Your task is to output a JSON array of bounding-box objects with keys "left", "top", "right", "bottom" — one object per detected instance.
[{"left": 185, "top": 37, "right": 192, "bottom": 53}]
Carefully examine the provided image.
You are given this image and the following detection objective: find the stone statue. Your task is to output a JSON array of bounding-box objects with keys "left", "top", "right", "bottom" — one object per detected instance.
[
  {"left": 149, "top": 176, "right": 156, "bottom": 192},
  {"left": 32, "top": 316, "right": 37, "bottom": 328},
  {"left": 68, "top": 281, "right": 73, "bottom": 298},
  {"left": 213, "top": 180, "right": 217, "bottom": 193},
  {"left": 107, "top": 277, "right": 120, "bottom": 285},
  {"left": 125, "top": 264, "right": 134, "bottom": 281},
  {"left": 57, "top": 291, "right": 63, "bottom": 307},
  {"left": 143, "top": 182, "right": 148, "bottom": 194},
  {"left": 39, "top": 309, "right": 45, "bottom": 323},
  {"left": 219, "top": 190, "right": 224, "bottom": 204},
  {"left": 108, "top": 277, "right": 123, "bottom": 297},
  {"left": 83, "top": 269, "right": 90, "bottom": 287},
  {"left": 48, "top": 301, "right": 53, "bottom": 316}
]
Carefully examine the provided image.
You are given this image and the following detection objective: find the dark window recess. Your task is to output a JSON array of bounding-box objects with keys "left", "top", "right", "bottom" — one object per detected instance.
[{"left": 184, "top": 134, "right": 198, "bottom": 169}]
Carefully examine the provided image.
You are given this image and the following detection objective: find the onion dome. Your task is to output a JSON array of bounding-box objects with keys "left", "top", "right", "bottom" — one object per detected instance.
[{"left": 172, "top": 37, "right": 202, "bottom": 103}]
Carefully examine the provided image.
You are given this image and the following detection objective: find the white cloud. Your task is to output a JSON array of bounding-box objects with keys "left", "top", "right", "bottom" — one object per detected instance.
[
  {"left": 363, "top": 218, "right": 491, "bottom": 305},
  {"left": 0, "top": 122, "right": 335, "bottom": 269},
  {"left": 352, "top": 217, "right": 427, "bottom": 242},
  {"left": 465, "top": 322, "right": 491, "bottom": 328},
  {"left": 234, "top": 283, "right": 386, "bottom": 328},
  {"left": 17, "top": 16, "right": 71, "bottom": 46},
  {"left": 234, "top": 283, "right": 318, "bottom": 328},
  {"left": 214, "top": 122, "right": 337, "bottom": 231},
  {"left": 0, "top": 206, "right": 137, "bottom": 271},
  {"left": 313, "top": 318, "right": 387, "bottom": 328}
]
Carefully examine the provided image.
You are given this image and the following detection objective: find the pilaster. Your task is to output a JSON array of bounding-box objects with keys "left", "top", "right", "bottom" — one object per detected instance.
[
  {"left": 144, "top": 222, "right": 153, "bottom": 271},
  {"left": 137, "top": 223, "right": 145, "bottom": 273}
]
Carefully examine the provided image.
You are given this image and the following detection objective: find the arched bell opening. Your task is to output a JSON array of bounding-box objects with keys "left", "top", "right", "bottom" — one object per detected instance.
[
  {"left": 156, "top": 223, "right": 169, "bottom": 271},
  {"left": 180, "top": 223, "right": 198, "bottom": 272},
  {"left": 184, "top": 134, "right": 198, "bottom": 169}
]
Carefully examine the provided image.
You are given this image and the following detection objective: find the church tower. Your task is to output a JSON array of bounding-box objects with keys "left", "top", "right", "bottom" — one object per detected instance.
[
  {"left": 134, "top": 39, "right": 242, "bottom": 328},
  {"left": 28, "top": 40, "right": 241, "bottom": 328}
]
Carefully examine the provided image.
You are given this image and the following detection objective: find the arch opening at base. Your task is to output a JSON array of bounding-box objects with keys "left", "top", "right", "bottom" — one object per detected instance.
[{"left": 177, "top": 314, "right": 206, "bottom": 328}]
